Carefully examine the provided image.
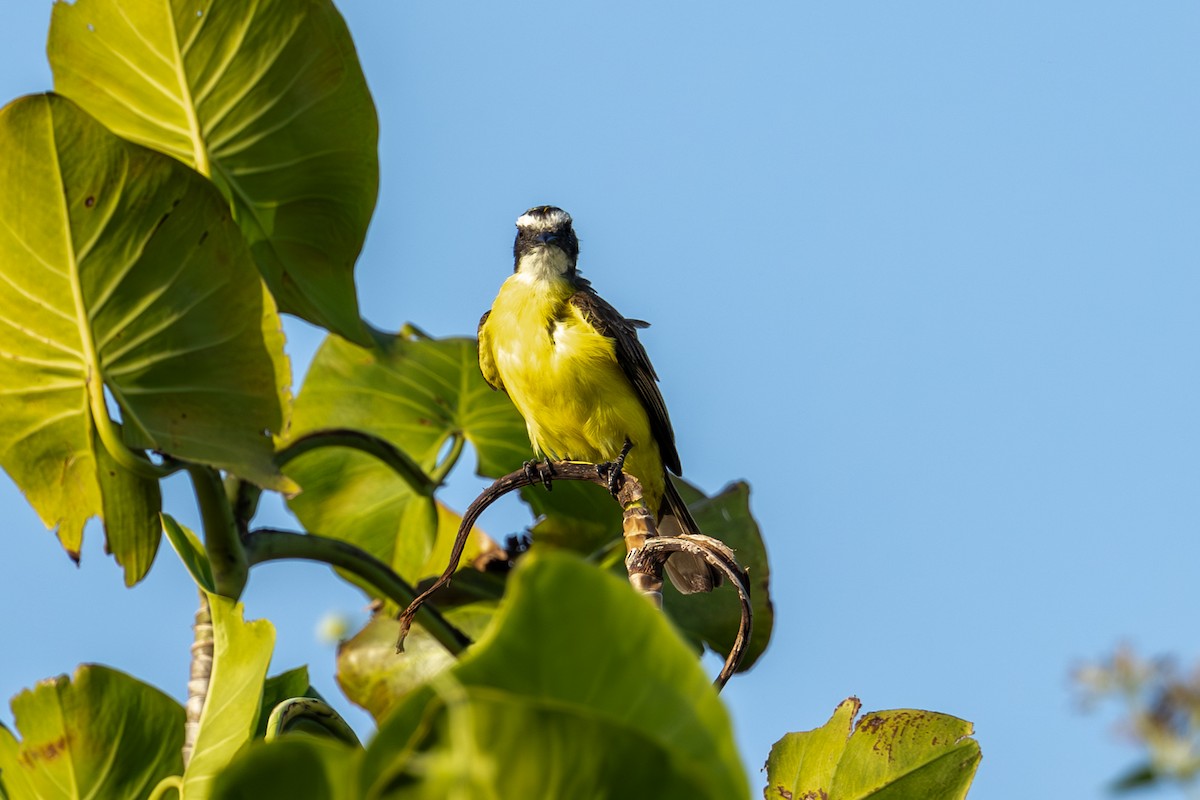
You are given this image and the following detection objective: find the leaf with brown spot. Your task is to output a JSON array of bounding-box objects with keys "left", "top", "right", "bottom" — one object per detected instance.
[
  {"left": 763, "top": 698, "right": 981, "bottom": 800},
  {"left": 0, "top": 665, "right": 184, "bottom": 799}
]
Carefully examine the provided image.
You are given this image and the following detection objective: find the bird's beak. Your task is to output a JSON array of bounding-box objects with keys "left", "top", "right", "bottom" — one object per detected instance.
[{"left": 536, "top": 232, "right": 559, "bottom": 246}]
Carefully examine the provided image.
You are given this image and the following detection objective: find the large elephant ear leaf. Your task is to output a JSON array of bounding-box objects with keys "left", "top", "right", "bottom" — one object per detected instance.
[
  {"left": 49, "top": 0, "right": 379, "bottom": 346},
  {"left": 0, "top": 93, "right": 292, "bottom": 566}
]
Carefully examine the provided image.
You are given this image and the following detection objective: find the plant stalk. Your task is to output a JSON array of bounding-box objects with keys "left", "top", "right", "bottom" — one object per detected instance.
[
  {"left": 182, "top": 590, "right": 213, "bottom": 767},
  {"left": 188, "top": 464, "right": 247, "bottom": 599}
]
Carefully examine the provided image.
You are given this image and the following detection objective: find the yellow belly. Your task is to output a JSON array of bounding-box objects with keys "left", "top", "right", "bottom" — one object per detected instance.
[{"left": 484, "top": 274, "right": 666, "bottom": 509}]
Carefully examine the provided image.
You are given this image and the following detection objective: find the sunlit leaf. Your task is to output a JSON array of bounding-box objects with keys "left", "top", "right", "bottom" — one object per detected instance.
[
  {"left": 0, "top": 665, "right": 183, "bottom": 800},
  {"left": 49, "top": 0, "right": 379, "bottom": 345},
  {"left": 183, "top": 594, "right": 276, "bottom": 800},
  {"left": 0, "top": 94, "right": 291, "bottom": 566},
  {"left": 362, "top": 551, "right": 748, "bottom": 799},
  {"left": 763, "top": 697, "right": 981, "bottom": 800}
]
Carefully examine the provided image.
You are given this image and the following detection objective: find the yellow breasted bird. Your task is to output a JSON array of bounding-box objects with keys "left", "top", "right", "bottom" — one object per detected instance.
[{"left": 477, "top": 206, "right": 719, "bottom": 593}]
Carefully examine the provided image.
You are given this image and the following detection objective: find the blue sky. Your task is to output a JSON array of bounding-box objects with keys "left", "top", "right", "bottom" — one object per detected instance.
[{"left": 2, "top": 2, "right": 1199, "bottom": 797}]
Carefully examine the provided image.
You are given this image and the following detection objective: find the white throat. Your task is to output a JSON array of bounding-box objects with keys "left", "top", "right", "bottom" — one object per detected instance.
[{"left": 516, "top": 247, "right": 572, "bottom": 283}]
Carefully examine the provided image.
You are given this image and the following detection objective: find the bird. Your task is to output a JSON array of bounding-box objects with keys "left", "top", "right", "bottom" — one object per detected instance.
[{"left": 477, "top": 205, "right": 719, "bottom": 593}]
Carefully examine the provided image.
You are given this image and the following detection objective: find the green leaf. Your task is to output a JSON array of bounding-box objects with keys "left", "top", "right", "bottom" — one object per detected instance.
[
  {"left": 210, "top": 737, "right": 360, "bottom": 800},
  {"left": 663, "top": 480, "right": 773, "bottom": 671},
  {"left": 526, "top": 478, "right": 625, "bottom": 554},
  {"left": 184, "top": 593, "right": 276, "bottom": 800},
  {"left": 763, "top": 697, "right": 982, "bottom": 800},
  {"left": 285, "top": 332, "right": 518, "bottom": 580},
  {"left": 162, "top": 513, "right": 215, "bottom": 592},
  {"left": 0, "top": 665, "right": 184, "bottom": 800},
  {"left": 362, "top": 550, "right": 748, "bottom": 799},
  {"left": 0, "top": 92, "right": 292, "bottom": 568},
  {"left": 336, "top": 604, "right": 496, "bottom": 722},
  {"left": 49, "top": 0, "right": 379, "bottom": 346},
  {"left": 379, "top": 691, "right": 726, "bottom": 800},
  {"left": 94, "top": 421, "right": 162, "bottom": 585}
]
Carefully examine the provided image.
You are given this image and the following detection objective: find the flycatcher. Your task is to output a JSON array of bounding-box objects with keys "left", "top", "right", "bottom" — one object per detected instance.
[{"left": 478, "top": 206, "right": 718, "bottom": 593}]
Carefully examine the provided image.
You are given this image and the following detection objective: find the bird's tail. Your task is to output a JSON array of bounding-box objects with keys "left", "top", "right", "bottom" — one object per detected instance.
[{"left": 659, "top": 476, "right": 724, "bottom": 594}]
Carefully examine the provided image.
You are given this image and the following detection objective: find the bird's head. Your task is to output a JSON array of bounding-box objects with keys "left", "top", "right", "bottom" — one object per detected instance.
[{"left": 513, "top": 205, "right": 579, "bottom": 279}]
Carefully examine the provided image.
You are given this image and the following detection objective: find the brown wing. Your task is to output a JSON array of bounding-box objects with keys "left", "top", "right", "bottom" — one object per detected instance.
[{"left": 568, "top": 285, "right": 682, "bottom": 475}]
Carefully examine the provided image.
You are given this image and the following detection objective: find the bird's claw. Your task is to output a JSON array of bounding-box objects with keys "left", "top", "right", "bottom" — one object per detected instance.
[
  {"left": 523, "top": 459, "right": 554, "bottom": 491},
  {"left": 596, "top": 461, "right": 624, "bottom": 496},
  {"left": 596, "top": 438, "right": 634, "bottom": 498}
]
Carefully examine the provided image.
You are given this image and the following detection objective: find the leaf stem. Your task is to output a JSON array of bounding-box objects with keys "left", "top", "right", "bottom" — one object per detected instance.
[
  {"left": 428, "top": 433, "right": 465, "bottom": 487},
  {"left": 188, "top": 464, "right": 247, "bottom": 599},
  {"left": 242, "top": 528, "right": 470, "bottom": 656},
  {"left": 89, "top": 395, "right": 174, "bottom": 480},
  {"left": 275, "top": 429, "right": 435, "bottom": 496},
  {"left": 148, "top": 775, "right": 183, "bottom": 800}
]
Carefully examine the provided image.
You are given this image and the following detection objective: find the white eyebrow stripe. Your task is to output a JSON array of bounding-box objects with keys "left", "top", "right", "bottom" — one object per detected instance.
[{"left": 516, "top": 208, "right": 573, "bottom": 230}]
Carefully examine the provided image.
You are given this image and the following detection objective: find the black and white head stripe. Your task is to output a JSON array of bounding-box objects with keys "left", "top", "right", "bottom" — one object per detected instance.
[{"left": 516, "top": 206, "right": 573, "bottom": 231}]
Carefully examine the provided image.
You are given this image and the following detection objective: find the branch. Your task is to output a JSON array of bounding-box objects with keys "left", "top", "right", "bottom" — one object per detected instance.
[{"left": 243, "top": 528, "right": 470, "bottom": 656}]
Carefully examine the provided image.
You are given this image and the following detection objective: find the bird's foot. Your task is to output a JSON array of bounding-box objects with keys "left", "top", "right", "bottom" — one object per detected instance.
[
  {"left": 596, "top": 438, "right": 634, "bottom": 497},
  {"left": 523, "top": 458, "right": 554, "bottom": 491}
]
